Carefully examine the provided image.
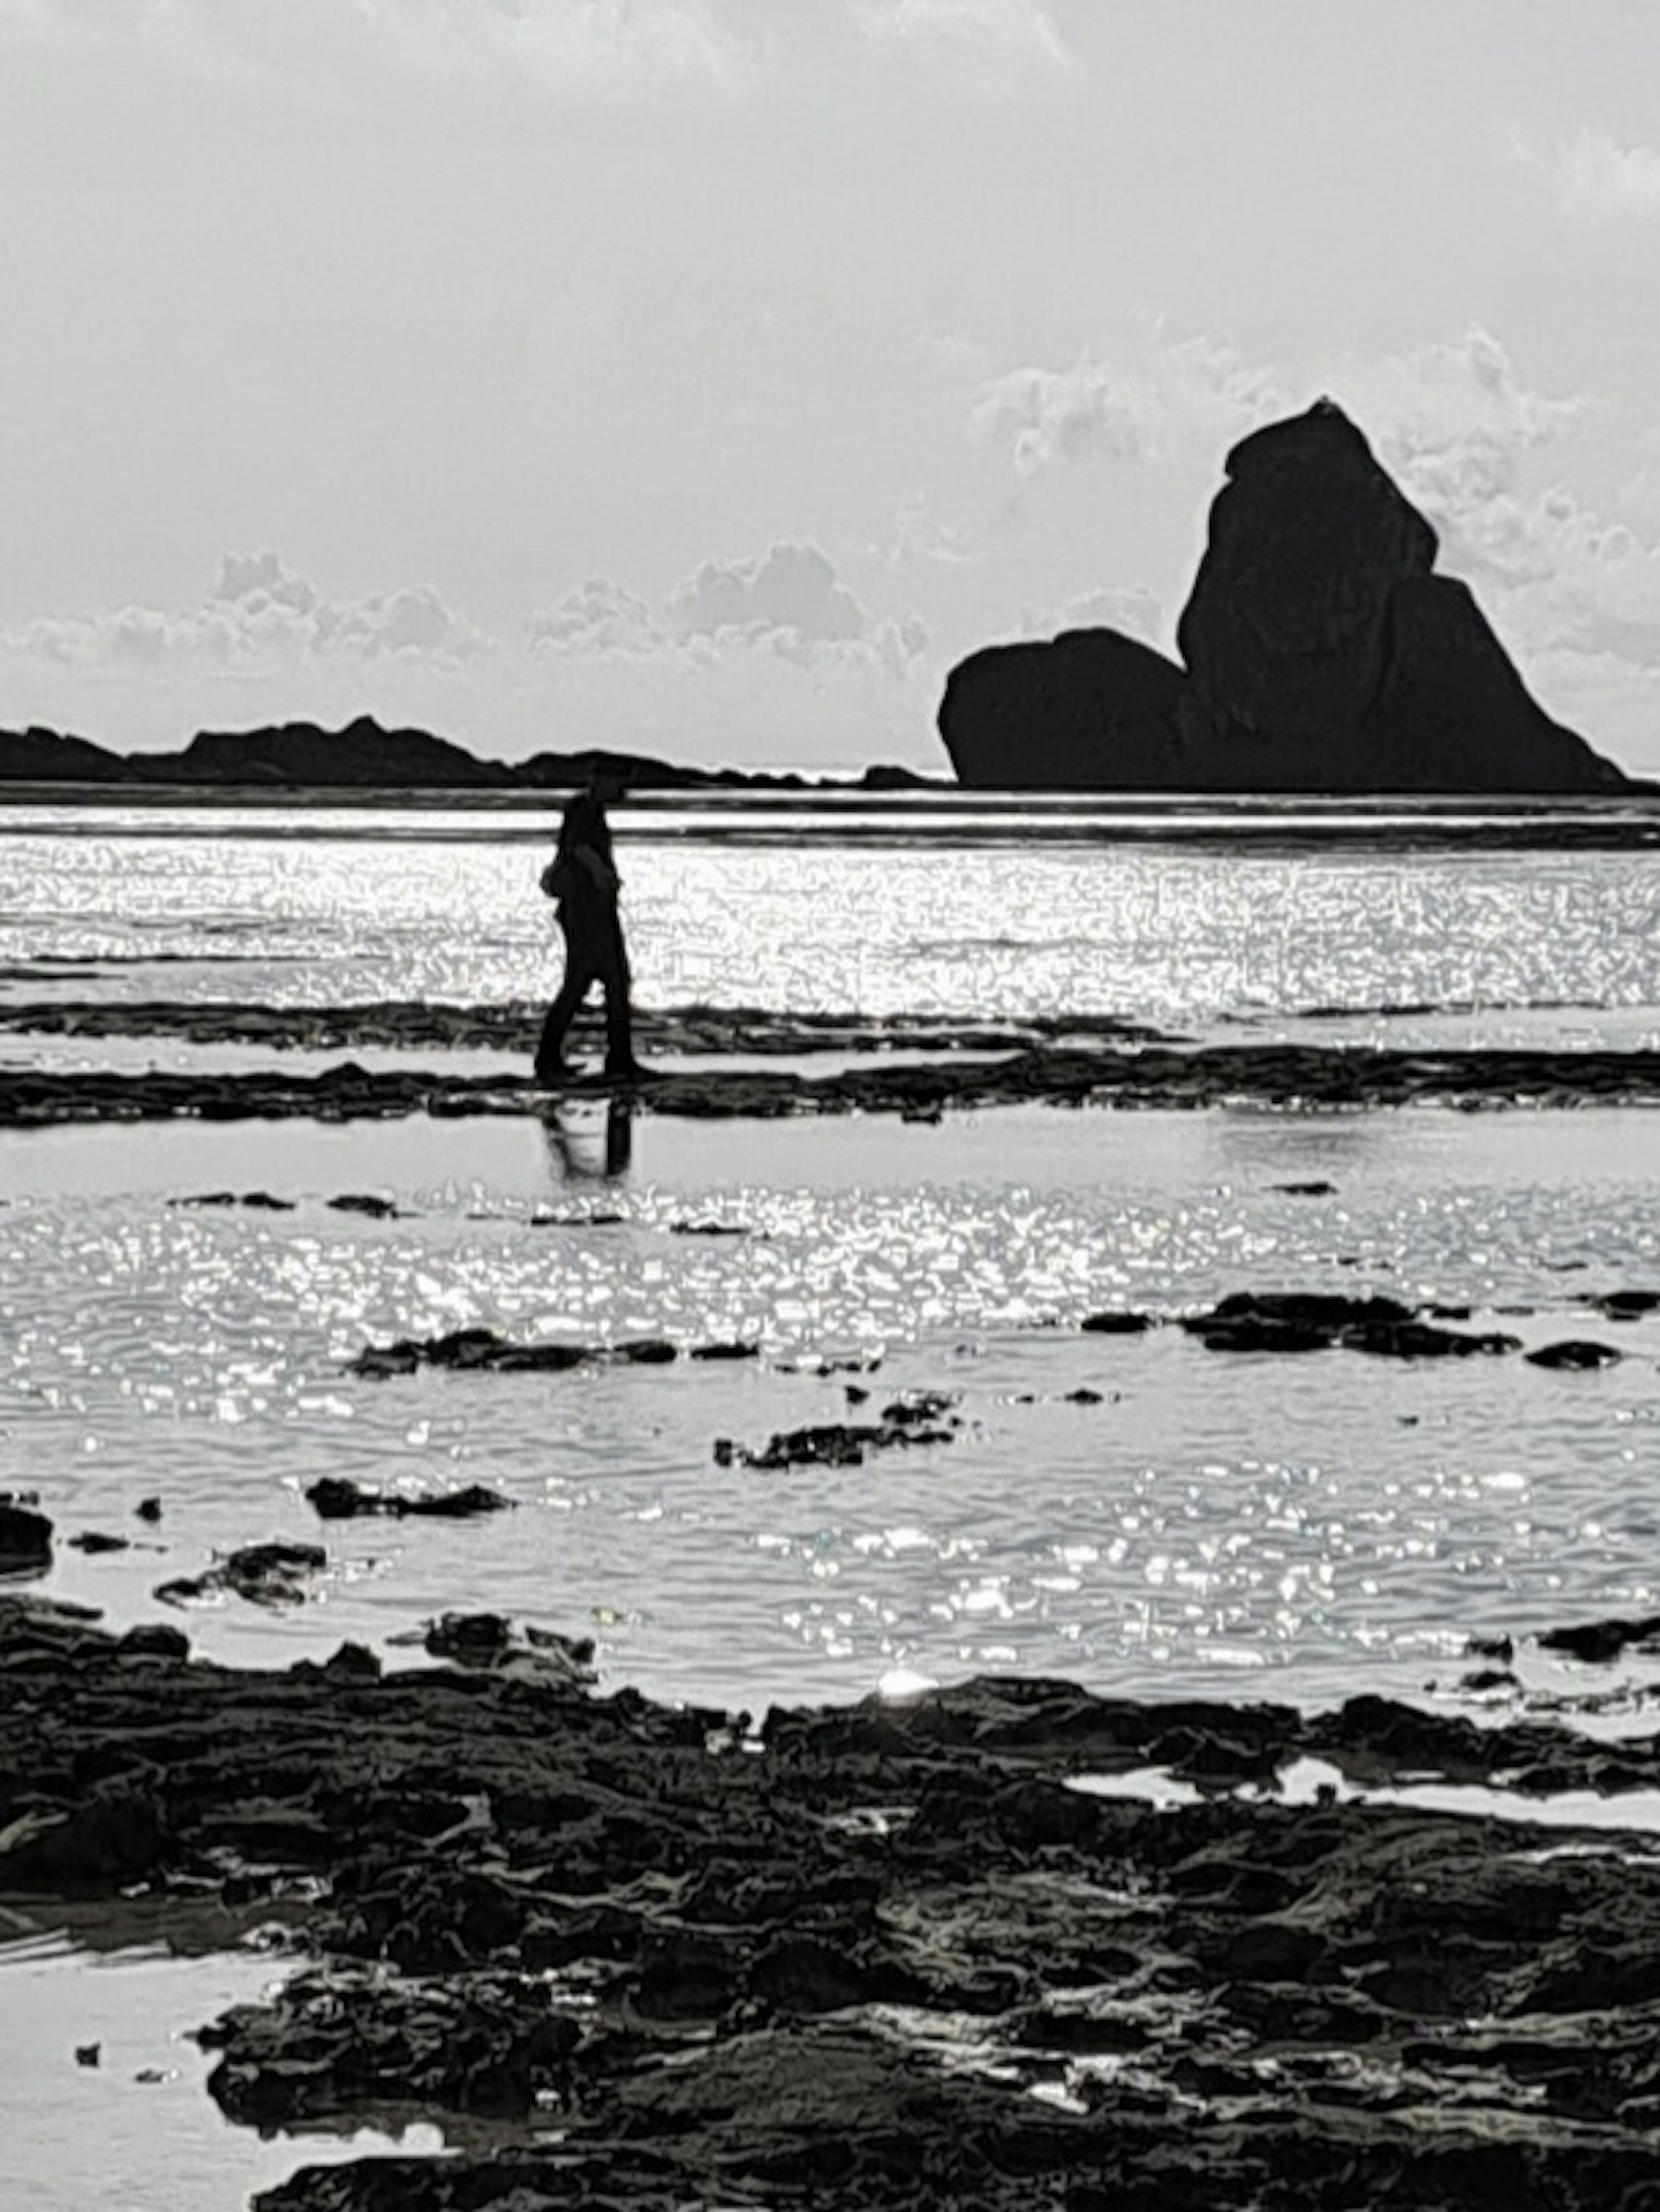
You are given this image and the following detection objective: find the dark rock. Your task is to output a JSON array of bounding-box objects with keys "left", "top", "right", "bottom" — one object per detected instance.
[
  {"left": 1539, "top": 1613, "right": 1660, "bottom": 1665},
  {"left": 1181, "top": 1291, "right": 1520, "bottom": 1359},
  {"left": 156, "top": 1543, "right": 326, "bottom": 1610},
  {"left": 169, "top": 1190, "right": 295, "bottom": 1211},
  {"left": 1179, "top": 399, "right": 1437, "bottom": 750},
  {"left": 1587, "top": 1289, "right": 1660, "bottom": 1320},
  {"left": 135, "top": 1497, "right": 162, "bottom": 1523},
  {"left": 305, "top": 1477, "right": 513, "bottom": 1521},
  {"left": 0, "top": 1502, "right": 51, "bottom": 1568},
  {"left": 719, "top": 1412, "right": 958, "bottom": 1471},
  {"left": 942, "top": 399, "right": 1631, "bottom": 793},
  {"left": 1525, "top": 1339, "right": 1624, "bottom": 1369},
  {"left": 134, "top": 715, "right": 513, "bottom": 791},
  {"left": 688, "top": 1340, "right": 760, "bottom": 1361},
  {"left": 326, "top": 1193, "right": 401, "bottom": 1220},
  {"left": 347, "top": 1328, "right": 688, "bottom": 1378},
  {"left": 118, "top": 1622, "right": 190, "bottom": 1660},
  {"left": 67, "top": 1531, "right": 130, "bottom": 1554},
  {"left": 1081, "top": 1310, "right": 1152, "bottom": 1334},
  {"left": 938, "top": 627, "right": 1191, "bottom": 790},
  {"left": 404, "top": 1613, "right": 596, "bottom": 1684},
  {"left": 0, "top": 726, "right": 134, "bottom": 781},
  {"left": 1271, "top": 1179, "right": 1337, "bottom": 1195}
]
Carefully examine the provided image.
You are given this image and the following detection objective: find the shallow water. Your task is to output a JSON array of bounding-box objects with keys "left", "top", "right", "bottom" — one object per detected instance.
[
  {"left": 8, "top": 797, "right": 1660, "bottom": 2210},
  {"left": 5, "top": 797, "right": 1660, "bottom": 1042},
  {"left": 0, "top": 1918, "right": 443, "bottom": 2212},
  {"left": 7, "top": 1102, "right": 1660, "bottom": 1719}
]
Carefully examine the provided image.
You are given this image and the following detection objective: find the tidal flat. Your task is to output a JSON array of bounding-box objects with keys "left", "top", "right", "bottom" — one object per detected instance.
[{"left": 9, "top": 799, "right": 1660, "bottom": 2203}]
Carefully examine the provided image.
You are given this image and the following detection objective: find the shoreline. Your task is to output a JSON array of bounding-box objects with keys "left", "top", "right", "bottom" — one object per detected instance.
[{"left": 8, "top": 1596, "right": 1660, "bottom": 2210}]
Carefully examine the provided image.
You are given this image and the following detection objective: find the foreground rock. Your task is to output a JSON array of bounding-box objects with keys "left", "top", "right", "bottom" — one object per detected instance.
[
  {"left": 942, "top": 400, "right": 1631, "bottom": 793},
  {"left": 305, "top": 1477, "right": 512, "bottom": 1521},
  {"left": 9, "top": 1600, "right": 1660, "bottom": 2208}
]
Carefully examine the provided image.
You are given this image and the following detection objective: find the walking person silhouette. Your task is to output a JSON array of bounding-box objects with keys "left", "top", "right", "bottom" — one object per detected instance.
[{"left": 535, "top": 763, "right": 647, "bottom": 1085}]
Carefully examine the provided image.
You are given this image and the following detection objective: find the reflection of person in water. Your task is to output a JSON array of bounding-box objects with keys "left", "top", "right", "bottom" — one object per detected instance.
[
  {"left": 535, "top": 765, "right": 647, "bottom": 1084},
  {"left": 541, "top": 1094, "right": 633, "bottom": 1180}
]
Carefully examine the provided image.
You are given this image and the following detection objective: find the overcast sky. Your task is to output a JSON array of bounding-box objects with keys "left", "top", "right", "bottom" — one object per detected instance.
[{"left": 2, "top": 0, "right": 1658, "bottom": 770}]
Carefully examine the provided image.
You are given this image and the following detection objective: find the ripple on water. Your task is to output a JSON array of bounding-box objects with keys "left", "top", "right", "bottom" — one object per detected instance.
[{"left": 6, "top": 1106, "right": 1660, "bottom": 1711}]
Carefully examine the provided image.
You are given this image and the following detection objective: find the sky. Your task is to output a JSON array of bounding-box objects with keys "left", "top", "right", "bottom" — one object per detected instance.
[{"left": 1, "top": 0, "right": 1659, "bottom": 771}]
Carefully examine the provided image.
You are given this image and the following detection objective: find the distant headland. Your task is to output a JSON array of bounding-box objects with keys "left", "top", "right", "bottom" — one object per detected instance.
[
  {"left": 0, "top": 719, "right": 942, "bottom": 797},
  {"left": 940, "top": 399, "right": 1635, "bottom": 795}
]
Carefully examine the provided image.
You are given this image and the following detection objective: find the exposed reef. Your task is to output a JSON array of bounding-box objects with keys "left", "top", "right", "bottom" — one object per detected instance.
[
  {"left": 940, "top": 400, "right": 1631, "bottom": 794},
  {"left": 10, "top": 1598, "right": 1660, "bottom": 2210},
  {"left": 11, "top": 1038, "right": 1660, "bottom": 1128}
]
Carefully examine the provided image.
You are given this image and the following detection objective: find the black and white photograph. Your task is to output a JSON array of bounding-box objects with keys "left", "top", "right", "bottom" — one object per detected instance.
[{"left": 5, "top": 4, "right": 1660, "bottom": 2205}]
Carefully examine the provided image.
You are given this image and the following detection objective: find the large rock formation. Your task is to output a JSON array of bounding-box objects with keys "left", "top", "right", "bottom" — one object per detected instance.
[
  {"left": 937, "top": 629, "right": 1191, "bottom": 791},
  {"left": 940, "top": 399, "right": 1631, "bottom": 793}
]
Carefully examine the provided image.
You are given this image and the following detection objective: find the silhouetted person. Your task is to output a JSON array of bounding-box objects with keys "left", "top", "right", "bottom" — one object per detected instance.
[{"left": 535, "top": 765, "right": 645, "bottom": 1084}]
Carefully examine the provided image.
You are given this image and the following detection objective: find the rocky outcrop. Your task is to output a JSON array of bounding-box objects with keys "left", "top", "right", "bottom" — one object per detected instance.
[
  {"left": 937, "top": 628, "right": 1190, "bottom": 791},
  {"left": 1177, "top": 400, "right": 1438, "bottom": 749},
  {"left": 940, "top": 399, "right": 1633, "bottom": 793},
  {"left": 0, "top": 727, "right": 132, "bottom": 781},
  {"left": 134, "top": 714, "right": 513, "bottom": 789}
]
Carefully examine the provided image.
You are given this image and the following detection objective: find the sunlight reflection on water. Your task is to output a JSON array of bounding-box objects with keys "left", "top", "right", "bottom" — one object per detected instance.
[{"left": 6, "top": 1107, "right": 1660, "bottom": 1716}]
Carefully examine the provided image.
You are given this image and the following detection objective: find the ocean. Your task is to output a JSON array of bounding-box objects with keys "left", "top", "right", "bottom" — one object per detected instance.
[{"left": 4, "top": 792, "right": 1660, "bottom": 1716}]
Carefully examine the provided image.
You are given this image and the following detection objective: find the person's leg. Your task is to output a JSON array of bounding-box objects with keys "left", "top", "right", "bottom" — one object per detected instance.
[
  {"left": 599, "top": 924, "right": 642, "bottom": 1075},
  {"left": 536, "top": 921, "right": 594, "bottom": 1081}
]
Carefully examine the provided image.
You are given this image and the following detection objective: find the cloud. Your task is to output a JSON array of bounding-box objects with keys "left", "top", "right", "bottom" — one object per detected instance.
[
  {"left": 669, "top": 542, "right": 867, "bottom": 641},
  {"left": 1021, "top": 584, "right": 1163, "bottom": 647},
  {"left": 1332, "top": 328, "right": 1587, "bottom": 583},
  {"left": 7, "top": 552, "right": 492, "bottom": 671},
  {"left": 972, "top": 329, "right": 1281, "bottom": 477},
  {"left": 849, "top": 0, "right": 1071, "bottom": 88},
  {"left": 533, "top": 542, "right": 929, "bottom": 673},
  {"left": 1317, "top": 328, "right": 1660, "bottom": 762},
  {"left": 0, "top": 0, "right": 760, "bottom": 99},
  {"left": 1555, "top": 130, "right": 1660, "bottom": 221}
]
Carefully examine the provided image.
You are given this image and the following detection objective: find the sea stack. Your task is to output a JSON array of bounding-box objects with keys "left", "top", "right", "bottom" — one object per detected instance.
[{"left": 939, "top": 399, "right": 1628, "bottom": 793}]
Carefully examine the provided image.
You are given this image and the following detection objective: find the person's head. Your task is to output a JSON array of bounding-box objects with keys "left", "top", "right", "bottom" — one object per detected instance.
[{"left": 589, "top": 761, "right": 629, "bottom": 806}]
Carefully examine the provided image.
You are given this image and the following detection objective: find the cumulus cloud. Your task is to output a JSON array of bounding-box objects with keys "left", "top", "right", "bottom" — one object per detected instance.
[
  {"left": 1555, "top": 130, "right": 1660, "bottom": 221},
  {"left": 1333, "top": 328, "right": 1588, "bottom": 585},
  {"left": 670, "top": 542, "right": 867, "bottom": 641},
  {"left": 7, "top": 552, "right": 492, "bottom": 671},
  {"left": 533, "top": 542, "right": 929, "bottom": 677},
  {"left": 972, "top": 330, "right": 1281, "bottom": 477}
]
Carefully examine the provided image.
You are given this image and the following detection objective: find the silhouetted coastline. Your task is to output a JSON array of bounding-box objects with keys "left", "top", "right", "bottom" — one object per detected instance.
[{"left": 0, "top": 716, "right": 945, "bottom": 797}]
